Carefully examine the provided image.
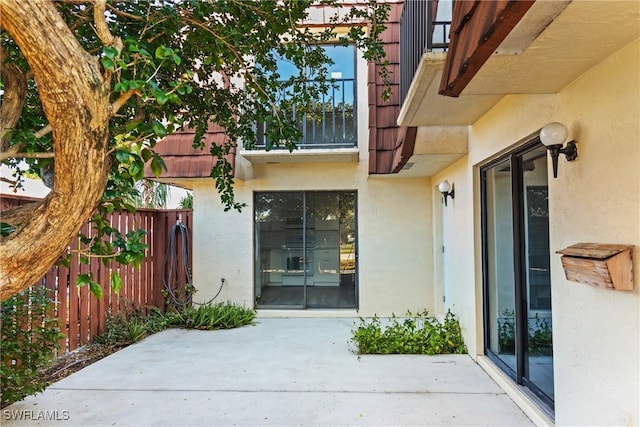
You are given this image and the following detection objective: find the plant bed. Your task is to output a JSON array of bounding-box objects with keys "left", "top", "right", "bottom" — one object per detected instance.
[
  {"left": 2, "top": 301, "right": 255, "bottom": 408},
  {"left": 351, "top": 310, "right": 467, "bottom": 355}
]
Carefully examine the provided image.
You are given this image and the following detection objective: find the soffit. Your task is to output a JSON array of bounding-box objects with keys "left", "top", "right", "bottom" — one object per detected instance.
[
  {"left": 239, "top": 148, "right": 359, "bottom": 164},
  {"left": 398, "top": 0, "right": 640, "bottom": 127},
  {"left": 465, "top": 0, "right": 640, "bottom": 95}
]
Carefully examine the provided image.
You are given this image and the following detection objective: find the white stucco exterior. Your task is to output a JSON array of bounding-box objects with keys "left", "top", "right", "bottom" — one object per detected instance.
[
  {"left": 191, "top": 49, "right": 436, "bottom": 317},
  {"left": 185, "top": 14, "right": 639, "bottom": 426},
  {"left": 433, "top": 37, "right": 640, "bottom": 426}
]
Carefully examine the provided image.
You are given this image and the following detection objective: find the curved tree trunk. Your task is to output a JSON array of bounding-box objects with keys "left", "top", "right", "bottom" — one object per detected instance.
[{"left": 0, "top": 0, "right": 112, "bottom": 301}]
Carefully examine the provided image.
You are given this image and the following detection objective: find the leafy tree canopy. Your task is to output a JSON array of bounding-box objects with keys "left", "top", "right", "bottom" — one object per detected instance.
[{"left": 0, "top": 0, "right": 389, "bottom": 300}]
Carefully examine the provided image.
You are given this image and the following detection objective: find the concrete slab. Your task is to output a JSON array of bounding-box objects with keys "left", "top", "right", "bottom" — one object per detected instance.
[{"left": 2, "top": 318, "right": 534, "bottom": 426}]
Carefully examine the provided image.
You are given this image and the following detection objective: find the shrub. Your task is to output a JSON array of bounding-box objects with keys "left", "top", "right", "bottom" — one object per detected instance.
[
  {"left": 94, "top": 301, "right": 255, "bottom": 347},
  {"left": 351, "top": 309, "right": 466, "bottom": 355},
  {"left": 1, "top": 287, "right": 64, "bottom": 407},
  {"left": 94, "top": 313, "right": 147, "bottom": 347},
  {"left": 162, "top": 302, "right": 256, "bottom": 330}
]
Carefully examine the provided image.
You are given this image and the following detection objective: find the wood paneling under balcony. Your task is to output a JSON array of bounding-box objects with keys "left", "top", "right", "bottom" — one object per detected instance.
[
  {"left": 368, "top": 2, "right": 416, "bottom": 174},
  {"left": 439, "top": 0, "right": 535, "bottom": 97},
  {"left": 144, "top": 123, "right": 235, "bottom": 180}
]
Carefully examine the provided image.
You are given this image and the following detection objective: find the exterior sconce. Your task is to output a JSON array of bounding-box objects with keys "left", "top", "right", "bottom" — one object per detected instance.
[
  {"left": 438, "top": 180, "right": 455, "bottom": 206},
  {"left": 540, "top": 122, "right": 578, "bottom": 178}
]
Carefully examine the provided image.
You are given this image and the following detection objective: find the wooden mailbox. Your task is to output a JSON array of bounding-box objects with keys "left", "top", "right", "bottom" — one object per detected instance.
[{"left": 556, "top": 243, "right": 634, "bottom": 291}]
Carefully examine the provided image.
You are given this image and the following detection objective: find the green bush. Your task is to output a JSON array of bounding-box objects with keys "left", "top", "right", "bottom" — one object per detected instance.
[
  {"left": 351, "top": 309, "right": 466, "bottom": 355},
  {"left": 161, "top": 302, "right": 256, "bottom": 330},
  {"left": 94, "top": 302, "right": 255, "bottom": 347},
  {"left": 1, "top": 287, "right": 64, "bottom": 407},
  {"left": 93, "top": 309, "right": 150, "bottom": 347}
]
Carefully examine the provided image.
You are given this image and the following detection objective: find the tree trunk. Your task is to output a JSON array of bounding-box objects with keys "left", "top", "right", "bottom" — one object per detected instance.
[{"left": 0, "top": 0, "right": 112, "bottom": 301}]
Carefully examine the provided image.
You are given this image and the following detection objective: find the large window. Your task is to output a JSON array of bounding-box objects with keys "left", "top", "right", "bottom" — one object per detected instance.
[
  {"left": 256, "top": 45, "right": 357, "bottom": 149},
  {"left": 254, "top": 191, "right": 357, "bottom": 309},
  {"left": 481, "top": 140, "right": 554, "bottom": 414}
]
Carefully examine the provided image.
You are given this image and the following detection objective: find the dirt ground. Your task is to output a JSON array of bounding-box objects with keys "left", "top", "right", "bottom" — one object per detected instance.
[{"left": 41, "top": 344, "right": 126, "bottom": 385}]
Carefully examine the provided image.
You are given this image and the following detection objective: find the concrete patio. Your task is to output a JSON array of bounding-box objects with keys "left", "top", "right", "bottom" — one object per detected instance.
[{"left": 3, "top": 317, "right": 534, "bottom": 426}]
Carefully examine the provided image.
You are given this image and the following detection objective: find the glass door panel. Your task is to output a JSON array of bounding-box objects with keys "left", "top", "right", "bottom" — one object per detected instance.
[
  {"left": 255, "top": 193, "right": 305, "bottom": 308},
  {"left": 521, "top": 146, "right": 554, "bottom": 401},
  {"left": 484, "top": 157, "right": 517, "bottom": 373},
  {"left": 305, "top": 192, "right": 356, "bottom": 308},
  {"left": 255, "top": 191, "right": 357, "bottom": 309},
  {"left": 482, "top": 141, "right": 555, "bottom": 413}
]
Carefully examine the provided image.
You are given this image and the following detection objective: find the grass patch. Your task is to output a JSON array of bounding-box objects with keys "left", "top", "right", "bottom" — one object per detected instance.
[{"left": 351, "top": 309, "right": 466, "bottom": 355}]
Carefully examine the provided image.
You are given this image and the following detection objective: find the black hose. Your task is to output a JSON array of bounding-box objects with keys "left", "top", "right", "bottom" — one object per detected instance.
[
  {"left": 162, "top": 220, "right": 193, "bottom": 307},
  {"left": 162, "top": 218, "right": 224, "bottom": 308}
]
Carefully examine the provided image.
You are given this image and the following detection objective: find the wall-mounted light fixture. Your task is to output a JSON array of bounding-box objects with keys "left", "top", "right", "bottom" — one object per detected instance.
[
  {"left": 438, "top": 180, "right": 455, "bottom": 206},
  {"left": 540, "top": 122, "right": 578, "bottom": 178}
]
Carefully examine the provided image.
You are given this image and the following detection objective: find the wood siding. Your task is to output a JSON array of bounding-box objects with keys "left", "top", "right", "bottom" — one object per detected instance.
[
  {"left": 145, "top": 123, "right": 234, "bottom": 179},
  {"left": 368, "top": 1, "right": 416, "bottom": 174},
  {"left": 439, "top": 0, "right": 535, "bottom": 97}
]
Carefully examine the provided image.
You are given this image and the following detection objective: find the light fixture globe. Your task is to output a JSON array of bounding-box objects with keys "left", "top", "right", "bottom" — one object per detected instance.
[
  {"left": 539, "top": 122, "right": 578, "bottom": 178},
  {"left": 540, "top": 122, "right": 568, "bottom": 147},
  {"left": 438, "top": 180, "right": 451, "bottom": 194},
  {"left": 438, "top": 180, "right": 454, "bottom": 206}
]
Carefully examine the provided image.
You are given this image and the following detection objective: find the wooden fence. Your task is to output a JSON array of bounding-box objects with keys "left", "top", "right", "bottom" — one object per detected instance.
[{"left": 2, "top": 196, "right": 192, "bottom": 354}]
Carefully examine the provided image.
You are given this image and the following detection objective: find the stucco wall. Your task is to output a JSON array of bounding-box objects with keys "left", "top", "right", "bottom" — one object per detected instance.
[
  {"left": 437, "top": 38, "right": 639, "bottom": 425},
  {"left": 431, "top": 156, "right": 479, "bottom": 356},
  {"left": 192, "top": 164, "right": 434, "bottom": 316},
  {"left": 191, "top": 47, "right": 436, "bottom": 317}
]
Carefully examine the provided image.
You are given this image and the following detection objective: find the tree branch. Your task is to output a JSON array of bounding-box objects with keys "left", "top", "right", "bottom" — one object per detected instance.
[
  {"left": 106, "top": 3, "right": 144, "bottom": 21},
  {"left": 0, "top": 176, "right": 18, "bottom": 186},
  {"left": 0, "top": 200, "right": 40, "bottom": 230},
  {"left": 0, "top": 145, "right": 54, "bottom": 161},
  {"left": 111, "top": 89, "right": 140, "bottom": 116},
  {"left": 93, "top": 0, "right": 123, "bottom": 52},
  {"left": 0, "top": 45, "right": 28, "bottom": 150},
  {"left": 35, "top": 124, "right": 52, "bottom": 138},
  {"left": 0, "top": 0, "right": 112, "bottom": 301}
]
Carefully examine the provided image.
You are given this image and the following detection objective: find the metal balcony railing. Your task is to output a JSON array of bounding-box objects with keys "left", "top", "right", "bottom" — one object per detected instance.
[
  {"left": 400, "top": 0, "right": 452, "bottom": 104},
  {"left": 256, "top": 78, "right": 357, "bottom": 149}
]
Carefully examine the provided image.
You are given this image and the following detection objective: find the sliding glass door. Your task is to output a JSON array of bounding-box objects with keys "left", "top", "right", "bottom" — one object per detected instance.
[
  {"left": 481, "top": 141, "right": 554, "bottom": 412},
  {"left": 254, "top": 191, "right": 357, "bottom": 309}
]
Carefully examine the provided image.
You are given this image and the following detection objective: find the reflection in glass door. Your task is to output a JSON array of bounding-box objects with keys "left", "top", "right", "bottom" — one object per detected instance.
[
  {"left": 482, "top": 141, "right": 554, "bottom": 413},
  {"left": 254, "top": 191, "right": 357, "bottom": 309}
]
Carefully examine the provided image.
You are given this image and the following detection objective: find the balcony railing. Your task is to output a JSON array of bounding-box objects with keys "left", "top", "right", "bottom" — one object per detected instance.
[
  {"left": 400, "top": 0, "right": 452, "bottom": 104},
  {"left": 256, "top": 78, "right": 357, "bottom": 150}
]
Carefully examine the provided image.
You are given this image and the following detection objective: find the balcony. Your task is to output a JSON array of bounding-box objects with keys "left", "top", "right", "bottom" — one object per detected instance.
[
  {"left": 400, "top": 0, "right": 451, "bottom": 105},
  {"left": 241, "top": 44, "right": 359, "bottom": 166},
  {"left": 255, "top": 78, "right": 357, "bottom": 150}
]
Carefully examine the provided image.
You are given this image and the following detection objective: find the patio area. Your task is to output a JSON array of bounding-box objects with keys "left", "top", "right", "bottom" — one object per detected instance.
[{"left": 3, "top": 317, "right": 534, "bottom": 426}]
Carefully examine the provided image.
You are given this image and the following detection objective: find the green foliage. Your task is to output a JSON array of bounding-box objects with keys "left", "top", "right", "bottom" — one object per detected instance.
[
  {"left": 178, "top": 192, "right": 193, "bottom": 209},
  {"left": 132, "top": 180, "right": 170, "bottom": 209},
  {"left": 93, "top": 306, "right": 151, "bottom": 347},
  {"left": 93, "top": 302, "right": 255, "bottom": 347},
  {"left": 498, "top": 309, "right": 516, "bottom": 354},
  {"left": 498, "top": 309, "right": 553, "bottom": 356},
  {"left": 528, "top": 314, "right": 553, "bottom": 356},
  {"left": 161, "top": 302, "right": 256, "bottom": 330},
  {"left": 2, "top": 1, "right": 390, "bottom": 300},
  {"left": 0, "top": 222, "right": 16, "bottom": 237},
  {"left": 1, "top": 287, "right": 64, "bottom": 407},
  {"left": 351, "top": 310, "right": 467, "bottom": 355}
]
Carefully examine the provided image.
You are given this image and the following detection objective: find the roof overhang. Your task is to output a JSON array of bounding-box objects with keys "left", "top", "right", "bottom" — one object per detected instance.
[{"left": 397, "top": 0, "right": 640, "bottom": 176}]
